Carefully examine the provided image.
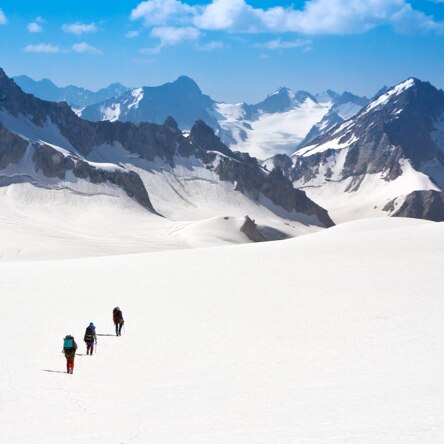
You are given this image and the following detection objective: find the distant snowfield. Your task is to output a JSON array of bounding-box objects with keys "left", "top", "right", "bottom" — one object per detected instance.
[
  {"left": 1, "top": 217, "right": 443, "bottom": 443},
  {"left": 216, "top": 100, "right": 329, "bottom": 159}
]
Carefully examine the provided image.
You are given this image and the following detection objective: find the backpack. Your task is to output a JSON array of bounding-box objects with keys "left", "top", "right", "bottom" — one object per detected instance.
[
  {"left": 113, "top": 308, "right": 123, "bottom": 323},
  {"left": 84, "top": 327, "right": 95, "bottom": 343},
  {"left": 63, "top": 336, "right": 74, "bottom": 352}
]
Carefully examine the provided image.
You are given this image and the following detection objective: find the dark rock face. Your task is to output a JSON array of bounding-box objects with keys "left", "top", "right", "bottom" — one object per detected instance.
[
  {"left": 32, "top": 144, "right": 156, "bottom": 212},
  {"left": 213, "top": 157, "right": 334, "bottom": 227},
  {"left": 391, "top": 190, "right": 444, "bottom": 222},
  {"left": 189, "top": 119, "right": 235, "bottom": 159},
  {"left": 0, "top": 123, "right": 28, "bottom": 169},
  {"left": 265, "top": 154, "right": 294, "bottom": 177},
  {"left": 240, "top": 216, "right": 266, "bottom": 242}
]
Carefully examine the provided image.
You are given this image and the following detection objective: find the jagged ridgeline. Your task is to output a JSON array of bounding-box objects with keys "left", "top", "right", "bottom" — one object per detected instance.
[
  {"left": 0, "top": 68, "right": 334, "bottom": 229},
  {"left": 266, "top": 78, "right": 444, "bottom": 222}
]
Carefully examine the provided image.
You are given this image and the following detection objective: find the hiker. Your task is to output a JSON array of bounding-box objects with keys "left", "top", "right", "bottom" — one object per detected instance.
[
  {"left": 63, "top": 335, "right": 78, "bottom": 374},
  {"left": 84, "top": 322, "right": 97, "bottom": 355},
  {"left": 113, "top": 307, "right": 124, "bottom": 336}
]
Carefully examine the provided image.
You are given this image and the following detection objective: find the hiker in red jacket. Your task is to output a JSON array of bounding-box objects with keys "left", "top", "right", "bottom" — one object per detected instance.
[
  {"left": 113, "top": 307, "right": 124, "bottom": 336},
  {"left": 63, "top": 335, "right": 78, "bottom": 374}
]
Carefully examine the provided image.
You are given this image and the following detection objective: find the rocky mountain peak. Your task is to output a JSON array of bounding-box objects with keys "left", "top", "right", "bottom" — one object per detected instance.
[{"left": 172, "top": 75, "right": 202, "bottom": 94}]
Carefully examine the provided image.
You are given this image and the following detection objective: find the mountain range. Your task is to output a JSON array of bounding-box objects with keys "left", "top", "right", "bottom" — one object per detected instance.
[
  {"left": 15, "top": 74, "right": 369, "bottom": 160},
  {"left": 265, "top": 77, "right": 444, "bottom": 223},
  {"left": 0, "top": 68, "right": 334, "bottom": 257},
  {"left": 1, "top": 67, "right": 443, "bottom": 258},
  {"left": 13, "top": 75, "right": 129, "bottom": 109}
]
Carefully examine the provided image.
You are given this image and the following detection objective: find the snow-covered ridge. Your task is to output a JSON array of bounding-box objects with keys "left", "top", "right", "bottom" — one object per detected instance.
[
  {"left": 127, "top": 87, "right": 144, "bottom": 110},
  {"left": 363, "top": 78, "right": 416, "bottom": 114}
]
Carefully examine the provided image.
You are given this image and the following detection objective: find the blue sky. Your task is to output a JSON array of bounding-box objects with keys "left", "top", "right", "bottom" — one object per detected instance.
[{"left": 0, "top": 0, "right": 443, "bottom": 102}]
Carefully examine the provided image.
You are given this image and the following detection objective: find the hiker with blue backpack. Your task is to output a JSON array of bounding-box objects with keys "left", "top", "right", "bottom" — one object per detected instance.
[
  {"left": 84, "top": 322, "right": 97, "bottom": 355},
  {"left": 63, "top": 335, "right": 78, "bottom": 374}
]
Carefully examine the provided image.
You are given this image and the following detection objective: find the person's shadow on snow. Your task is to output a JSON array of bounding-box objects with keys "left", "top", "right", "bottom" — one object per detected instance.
[{"left": 42, "top": 369, "right": 66, "bottom": 374}]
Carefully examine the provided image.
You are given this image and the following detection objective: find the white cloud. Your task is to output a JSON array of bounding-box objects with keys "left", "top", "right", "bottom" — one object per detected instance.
[
  {"left": 72, "top": 42, "right": 101, "bottom": 54},
  {"left": 27, "top": 20, "right": 43, "bottom": 33},
  {"left": 0, "top": 9, "right": 6, "bottom": 25},
  {"left": 140, "top": 26, "right": 201, "bottom": 54},
  {"left": 24, "top": 43, "right": 60, "bottom": 53},
  {"left": 131, "top": 0, "right": 196, "bottom": 26},
  {"left": 132, "top": 0, "right": 444, "bottom": 35},
  {"left": 151, "top": 26, "right": 201, "bottom": 47},
  {"left": 194, "top": 0, "right": 255, "bottom": 31},
  {"left": 257, "top": 38, "right": 312, "bottom": 51},
  {"left": 263, "top": 0, "right": 444, "bottom": 35},
  {"left": 126, "top": 30, "right": 141, "bottom": 38},
  {"left": 62, "top": 22, "right": 97, "bottom": 35}
]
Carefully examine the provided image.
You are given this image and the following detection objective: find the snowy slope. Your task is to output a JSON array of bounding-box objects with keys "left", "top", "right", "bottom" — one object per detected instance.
[
  {"left": 215, "top": 97, "right": 329, "bottom": 159},
  {"left": 0, "top": 177, "right": 318, "bottom": 261},
  {"left": 1, "top": 217, "right": 444, "bottom": 443}
]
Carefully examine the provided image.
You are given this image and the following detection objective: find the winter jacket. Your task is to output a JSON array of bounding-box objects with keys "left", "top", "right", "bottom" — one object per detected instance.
[{"left": 113, "top": 309, "right": 124, "bottom": 324}]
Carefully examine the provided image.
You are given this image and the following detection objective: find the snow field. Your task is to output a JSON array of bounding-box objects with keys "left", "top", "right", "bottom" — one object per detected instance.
[
  {"left": 1, "top": 217, "right": 444, "bottom": 443},
  {"left": 216, "top": 100, "right": 330, "bottom": 160},
  {"left": 298, "top": 158, "right": 440, "bottom": 223}
]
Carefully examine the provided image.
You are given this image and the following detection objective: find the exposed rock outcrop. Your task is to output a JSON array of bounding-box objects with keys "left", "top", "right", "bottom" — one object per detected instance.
[
  {"left": 0, "top": 123, "right": 28, "bottom": 169},
  {"left": 240, "top": 216, "right": 266, "bottom": 242},
  {"left": 32, "top": 144, "right": 156, "bottom": 213},
  {"left": 392, "top": 190, "right": 444, "bottom": 222}
]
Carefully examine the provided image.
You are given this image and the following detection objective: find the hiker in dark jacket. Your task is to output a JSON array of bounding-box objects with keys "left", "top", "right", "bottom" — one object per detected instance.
[
  {"left": 63, "top": 335, "right": 78, "bottom": 374},
  {"left": 84, "top": 322, "right": 97, "bottom": 355},
  {"left": 113, "top": 307, "right": 124, "bottom": 336}
]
